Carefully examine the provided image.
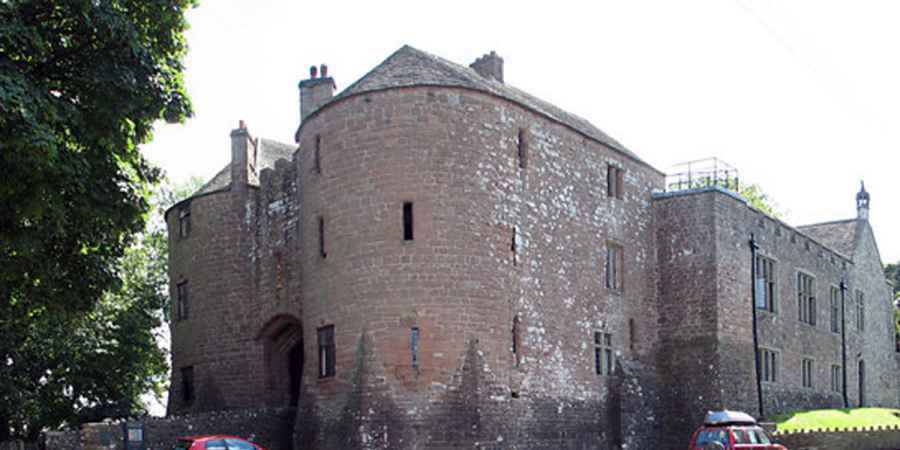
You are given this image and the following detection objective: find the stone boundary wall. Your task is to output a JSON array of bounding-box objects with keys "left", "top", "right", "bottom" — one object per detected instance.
[
  {"left": 43, "top": 408, "right": 295, "bottom": 450},
  {"left": 773, "top": 425, "right": 900, "bottom": 450}
]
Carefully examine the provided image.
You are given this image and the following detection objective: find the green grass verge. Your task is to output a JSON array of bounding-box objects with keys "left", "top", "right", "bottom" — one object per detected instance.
[{"left": 773, "top": 407, "right": 900, "bottom": 432}]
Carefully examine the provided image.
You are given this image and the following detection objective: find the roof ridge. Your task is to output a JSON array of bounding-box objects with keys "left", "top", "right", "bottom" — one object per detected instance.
[
  {"left": 797, "top": 218, "right": 858, "bottom": 229},
  {"left": 314, "top": 45, "right": 660, "bottom": 174}
]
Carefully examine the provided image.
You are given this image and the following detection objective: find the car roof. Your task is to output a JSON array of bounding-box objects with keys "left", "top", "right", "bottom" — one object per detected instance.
[{"left": 178, "top": 435, "right": 247, "bottom": 442}]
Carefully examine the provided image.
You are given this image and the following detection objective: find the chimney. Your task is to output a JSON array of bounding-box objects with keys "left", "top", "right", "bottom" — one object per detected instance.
[
  {"left": 299, "top": 63, "right": 336, "bottom": 123},
  {"left": 856, "top": 181, "right": 870, "bottom": 220},
  {"left": 470, "top": 51, "right": 504, "bottom": 83},
  {"left": 230, "top": 120, "right": 257, "bottom": 191}
]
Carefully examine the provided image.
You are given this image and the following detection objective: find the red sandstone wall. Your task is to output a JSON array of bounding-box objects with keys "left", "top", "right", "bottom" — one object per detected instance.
[{"left": 293, "top": 85, "right": 664, "bottom": 448}]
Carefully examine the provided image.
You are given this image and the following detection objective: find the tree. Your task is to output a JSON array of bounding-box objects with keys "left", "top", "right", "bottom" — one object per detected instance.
[
  {"left": 0, "top": 0, "right": 196, "bottom": 440},
  {"left": 739, "top": 183, "right": 783, "bottom": 219}
]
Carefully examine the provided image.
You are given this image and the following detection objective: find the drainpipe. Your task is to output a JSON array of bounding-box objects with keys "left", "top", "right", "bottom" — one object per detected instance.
[
  {"left": 750, "top": 234, "right": 764, "bottom": 419},
  {"left": 840, "top": 280, "right": 849, "bottom": 408}
]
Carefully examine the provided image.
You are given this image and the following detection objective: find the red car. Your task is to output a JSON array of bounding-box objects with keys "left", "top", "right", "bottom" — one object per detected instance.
[
  {"left": 174, "top": 435, "right": 267, "bottom": 450},
  {"left": 689, "top": 411, "right": 787, "bottom": 450}
]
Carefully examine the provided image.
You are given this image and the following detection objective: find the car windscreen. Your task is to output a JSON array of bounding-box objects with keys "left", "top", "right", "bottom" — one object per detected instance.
[
  {"left": 174, "top": 440, "right": 193, "bottom": 450},
  {"left": 205, "top": 440, "right": 227, "bottom": 450},
  {"left": 695, "top": 429, "right": 729, "bottom": 446},
  {"left": 731, "top": 427, "right": 772, "bottom": 444}
]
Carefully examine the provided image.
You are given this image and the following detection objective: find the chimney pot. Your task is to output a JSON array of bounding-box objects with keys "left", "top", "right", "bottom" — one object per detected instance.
[
  {"left": 310, "top": 65, "right": 318, "bottom": 78},
  {"left": 320, "top": 64, "right": 328, "bottom": 77}
]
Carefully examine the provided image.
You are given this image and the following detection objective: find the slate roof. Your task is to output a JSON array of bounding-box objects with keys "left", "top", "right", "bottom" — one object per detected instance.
[
  {"left": 797, "top": 219, "right": 859, "bottom": 258},
  {"left": 326, "top": 45, "right": 654, "bottom": 169},
  {"left": 194, "top": 138, "right": 295, "bottom": 196}
]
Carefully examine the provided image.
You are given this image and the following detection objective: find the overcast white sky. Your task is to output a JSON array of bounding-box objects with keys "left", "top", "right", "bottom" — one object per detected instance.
[{"left": 144, "top": 0, "right": 900, "bottom": 263}]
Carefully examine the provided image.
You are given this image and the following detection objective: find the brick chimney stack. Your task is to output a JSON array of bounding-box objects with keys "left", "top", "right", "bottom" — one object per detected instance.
[
  {"left": 470, "top": 51, "right": 504, "bottom": 83},
  {"left": 230, "top": 120, "right": 257, "bottom": 191},
  {"left": 299, "top": 63, "right": 336, "bottom": 124}
]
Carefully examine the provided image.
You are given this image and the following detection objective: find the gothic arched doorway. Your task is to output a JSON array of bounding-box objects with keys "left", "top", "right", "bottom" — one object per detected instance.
[{"left": 257, "top": 314, "right": 304, "bottom": 407}]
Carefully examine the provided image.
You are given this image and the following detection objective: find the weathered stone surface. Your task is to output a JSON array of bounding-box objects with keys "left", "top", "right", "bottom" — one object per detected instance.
[{"left": 161, "top": 46, "right": 897, "bottom": 450}]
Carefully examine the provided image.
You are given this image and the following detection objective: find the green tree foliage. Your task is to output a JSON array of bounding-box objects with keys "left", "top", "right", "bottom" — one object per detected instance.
[
  {"left": 0, "top": 0, "right": 196, "bottom": 439},
  {"left": 739, "top": 183, "right": 783, "bottom": 219}
]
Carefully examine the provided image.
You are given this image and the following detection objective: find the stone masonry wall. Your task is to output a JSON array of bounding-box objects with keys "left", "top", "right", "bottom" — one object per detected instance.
[
  {"left": 292, "top": 85, "right": 665, "bottom": 449},
  {"left": 653, "top": 190, "right": 729, "bottom": 450},
  {"left": 848, "top": 223, "right": 897, "bottom": 407},
  {"left": 652, "top": 187, "right": 898, "bottom": 449}
]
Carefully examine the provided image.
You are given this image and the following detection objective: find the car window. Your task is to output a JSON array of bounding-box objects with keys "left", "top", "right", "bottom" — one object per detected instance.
[
  {"left": 696, "top": 429, "right": 728, "bottom": 446},
  {"left": 225, "top": 438, "right": 255, "bottom": 450},
  {"left": 749, "top": 427, "right": 771, "bottom": 444},
  {"left": 174, "top": 441, "right": 193, "bottom": 450},
  {"left": 733, "top": 427, "right": 771, "bottom": 445},
  {"left": 205, "top": 440, "right": 227, "bottom": 450}
]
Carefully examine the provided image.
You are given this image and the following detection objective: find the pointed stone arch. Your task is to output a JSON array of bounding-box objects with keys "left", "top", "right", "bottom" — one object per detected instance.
[{"left": 257, "top": 314, "right": 304, "bottom": 407}]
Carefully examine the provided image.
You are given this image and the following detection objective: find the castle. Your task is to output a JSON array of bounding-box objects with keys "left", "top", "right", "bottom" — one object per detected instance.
[{"left": 164, "top": 46, "right": 897, "bottom": 449}]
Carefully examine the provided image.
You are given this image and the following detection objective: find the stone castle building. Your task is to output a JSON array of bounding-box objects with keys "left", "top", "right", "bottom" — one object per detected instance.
[{"left": 164, "top": 46, "right": 898, "bottom": 449}]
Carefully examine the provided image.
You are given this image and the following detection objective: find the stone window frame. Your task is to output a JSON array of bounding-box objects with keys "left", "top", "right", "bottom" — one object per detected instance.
[
  {"left": 796, "top": 270, "right": 817, "bottom": 327},
  {"left": 176, "top": 280, "right": 189, "bottom": 322},
  {"left": 594, "top": 331, "right": 614, "bottom": 376},
  {"left": 829, "top": 285, "right": 841, "bottom": 334},
  {"left": 755, "top": 253, "right": 778, "bottom": 314},
  {"left": 758, "top": 347, "right": 779, "bottom": 383},
  {"left": 801, "top": 357, "right": 814, "bottom": 389},
  {"left": 855, "top": 289, "right": 865, "bottom": 332},
  {"left": 317, "top": 325, "right": 336, "bottom": 378},
  {"left": 830, "top": 364, "right": 842, "bottom": 393},
  {"left": 605, "top": 241, "right": 625, "bottom": 294},
  {"left": 606, "top": 164, "right": 625, "bottom": 200},
  {"left": 314, "top": 134, "right": 322, "bottom": 175},
  {"left": 516, "top": 128, "right": 529, "bottom": 170},
  {"left": 178, "top": 206, "right": 191, "bottom": 239}
]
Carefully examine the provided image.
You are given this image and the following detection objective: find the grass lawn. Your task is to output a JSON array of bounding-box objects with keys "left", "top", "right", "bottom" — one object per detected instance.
[{"left": 773, "top": 407, "right": 900, "bottom": 432}]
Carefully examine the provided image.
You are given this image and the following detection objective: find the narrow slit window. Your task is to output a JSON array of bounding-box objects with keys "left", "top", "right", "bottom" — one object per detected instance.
[
  {"left": 605, "top": 242, "right": 624, "bottom": 292},
  {"left": 512, "top": 314, "right": 521, "bottom": 366},
  {"left": 178, "top": 207, "right": 191, "bottom": 239},
  {"left": 314, "top": 134, "right": 322, "bottom": 174},
  {"left": 176, "top": 281, "right": 189, "bottom": 321},
  {"left": 410, "top": 327, "right": 419, "bottom": 369},
  {"left": 628, "top": 318, "right": 636, "bottom": 352},
  {"left": 511, "top": 225, "right": 518, "bottom": 266},
  {"left": 317, "top": 325, "right": 335, "bottom": 378},
  {"left": 318, "top": 216, "right": 327, "bottom": 259},
  {"left": 830, "top": 286, "right": 840, "bottom": 333},
  {"left": 403, "top": 202, "right": 414, "bottom": 241},
  {"left": 517, "top": 128, "right": 528, "bottom": 169}
]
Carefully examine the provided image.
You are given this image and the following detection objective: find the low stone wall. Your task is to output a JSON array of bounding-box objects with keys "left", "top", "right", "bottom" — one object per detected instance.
[
  {"left": 44, "top": 408, "right": 295, "bottom": 450},
  {"left": 773, "top": 425, "right": 900, "bottom": 450}
]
